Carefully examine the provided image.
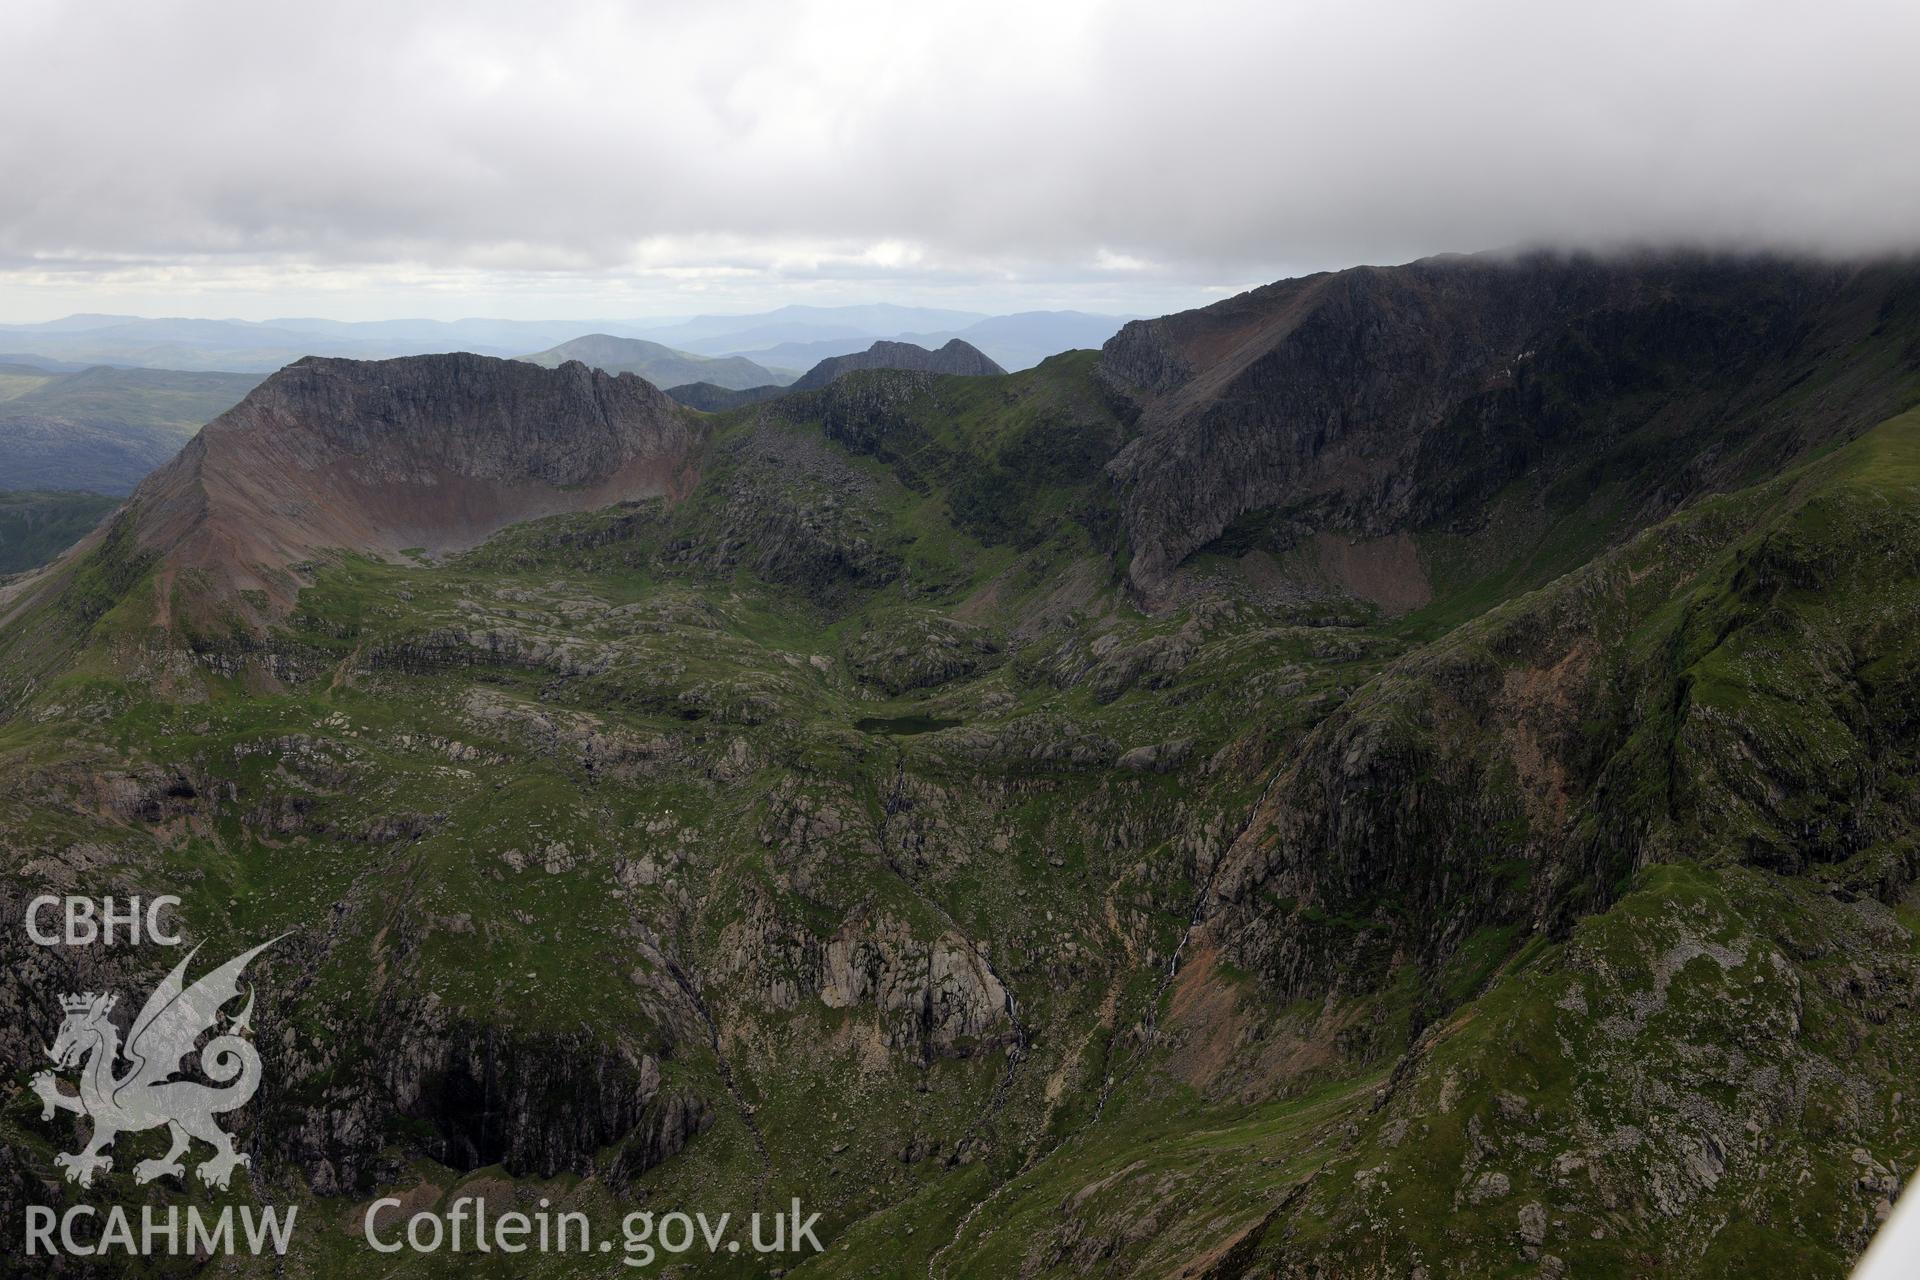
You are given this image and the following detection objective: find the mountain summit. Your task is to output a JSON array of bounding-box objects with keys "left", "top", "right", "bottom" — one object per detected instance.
[
  {"left": 12, "top": 353, "right": 696, "bottom": 624},
  {"left": 787, "top": 337, "right": 1005, "bottom": 391}
]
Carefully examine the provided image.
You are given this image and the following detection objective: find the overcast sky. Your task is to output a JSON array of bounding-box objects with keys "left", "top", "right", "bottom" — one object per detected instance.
[{"left": 2, "top": 0, "right": 1917, "bottom": 322}]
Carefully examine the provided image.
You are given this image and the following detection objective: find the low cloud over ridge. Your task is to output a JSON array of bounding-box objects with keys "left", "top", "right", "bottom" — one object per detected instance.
[{"left": 3, "top": 0, "right": 1917, "bottom": 317}]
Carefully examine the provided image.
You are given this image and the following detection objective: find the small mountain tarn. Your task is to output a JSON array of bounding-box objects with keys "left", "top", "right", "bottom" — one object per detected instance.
[{"left": 854, "top": 714, "right": 962, "bottom": 735}]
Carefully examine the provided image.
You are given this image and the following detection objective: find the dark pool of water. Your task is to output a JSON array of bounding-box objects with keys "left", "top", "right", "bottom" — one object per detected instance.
[{"left": 855, "top": 714, "right": 961, "bottom": 736}]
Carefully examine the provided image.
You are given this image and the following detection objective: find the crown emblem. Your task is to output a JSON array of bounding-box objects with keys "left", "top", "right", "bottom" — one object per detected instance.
[{"left": 60, "top": 992, "right": 114, "bottom": 1016}]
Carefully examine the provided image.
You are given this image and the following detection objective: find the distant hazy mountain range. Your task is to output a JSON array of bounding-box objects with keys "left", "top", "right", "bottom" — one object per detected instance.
[
  {"left": 0, "top": 316, "right": 623, "bottom": 372},
  {"left": 518, "top": 334, "right": 790, "bottom": 391},
  {"left": 707, "top": 311, "right": 1133, "bottom": 372},
  {"left": 0, "top": 306, "right": 1133, "bottom": 376},
  {"left": 637, "top": 303, "right": 987, "bottom": 352}
]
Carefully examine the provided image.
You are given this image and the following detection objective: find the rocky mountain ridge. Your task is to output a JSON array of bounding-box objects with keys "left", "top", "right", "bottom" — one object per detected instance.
[
  {"left": 4, "top": 354, "right": 698, "bottom": 629},
  {"left": 1100, "top": 252, "right": 1920, "bottom": 597}
]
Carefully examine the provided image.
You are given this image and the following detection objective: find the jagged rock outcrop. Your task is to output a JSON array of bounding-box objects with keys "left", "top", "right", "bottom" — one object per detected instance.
[
  {"left": 723, "top": 905, "right": 1015, "bottom": 1060},
  {"left": 788, "top": 338, "right": 1005, "bottom": 391},
  {"left": 782, "top": 367, "right": 940, "bottom": 457},
  {"left": 845, "top": 609, "right": 1002, "bottom": 694},
  {"left": 667, "top": 423, "right": 901, "bottom": 601},
  {"left": 459, "top": 687, "right": 682, "bottom": 780}
]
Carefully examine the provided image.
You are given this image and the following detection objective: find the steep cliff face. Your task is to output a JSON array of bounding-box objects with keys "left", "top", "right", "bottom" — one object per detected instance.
[
  {"left": 787, "top": 338, "right": 1006, "bottom": 391},
  {"left": 1101, "top": 253, "right": 1920, "bottom": 595},
  {"left": 113, "top": 354, "right": 698, "bottom": 614}
]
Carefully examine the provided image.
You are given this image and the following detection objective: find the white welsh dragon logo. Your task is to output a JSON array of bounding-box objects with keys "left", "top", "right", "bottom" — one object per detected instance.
[{"left": 31, "top": 939, "right": 277, "bottom": 1190}]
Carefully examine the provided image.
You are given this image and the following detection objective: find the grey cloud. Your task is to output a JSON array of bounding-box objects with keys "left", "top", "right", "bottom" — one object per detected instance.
[{"left": 2, "top": 0, "right": 1917, "bottom": 313}]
